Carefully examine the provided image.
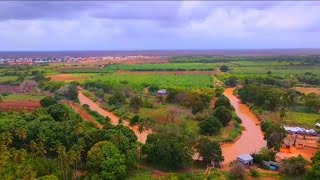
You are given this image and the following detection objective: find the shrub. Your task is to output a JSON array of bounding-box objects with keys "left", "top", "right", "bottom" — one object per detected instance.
[
  {"left": 249, "top": 168, "right": 260, "bottom": 177},
  {"left": 198, "top": 117, "right": 222, "bottom": 136},
  {"left": 230, "top": 163, "right": 246, "bottom": 179},
  {"left": 40, "top": 96, "right": 57, "bottom": 107},
  {"left": 130, "top": 115, "right": 140, "bottom": 126}
]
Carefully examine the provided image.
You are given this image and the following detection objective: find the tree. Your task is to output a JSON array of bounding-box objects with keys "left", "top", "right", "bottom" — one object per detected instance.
[
  {"left": 252, "top": 148, "right": 276, "bottom": 165},
  {"left": 142, "top": 125, "right": 194, "bottom": 169},
  {"left": 198, "top": 117, "right": 222, "bottom": 135},
  {"left": 307, "top": 162, "right": 320, "bottom": 180},
  {"left": 108, "top": 91, "right": 126, "bottom": 108},
  {"left": 46, "top": 104, "right": 69, "bottom": 122},
  {"left": 40, "top": 96, "right": 57, "bottom": 107},
  {"left": 166, "top": 107, "right": 180, "bottom": 123},
  {"left": 214, "top": 95, "right": 232, "bottom": 110},
  {"left": 280, "top": 155, "right": 308, "bottom": 176},
  {"left": 213, "top": 106, "right": 232, "bottom": 127},
  {"left": 219, "top": 65, "right": 229, "bottom": 72},
  {"left": 307, "top": 150, "right": 320, "bottom": 179},
  {"left": 264, "top": 124, "right": 286, "bottom": 152},
  {"left": 312, "top": 150, "right": 320, "bottom": 164},
  {"left": 86, "top": 141, "right": 126, "bottom": 179},
  {"left": 230, "top": 163, "right": 245, "bottom": 179},
  {"left": 267, "top": 71, "right": 272, "bottom": 75},
  {"left": 225, "top": 76, "right": 237, "bottom": 87},
  {"left": 129, "top": 115, "right": 140, "bottom": 126},
  {"left": 129, "top": 95, "right": 143, "bottom": 112},
  {"left": 304, "top": 93, "right": 320, "bottom": 112},
  {"left": 196, "top": 138, "right": 223, "bottom": 165}
]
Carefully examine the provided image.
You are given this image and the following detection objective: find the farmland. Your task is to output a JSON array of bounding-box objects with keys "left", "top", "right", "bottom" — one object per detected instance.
[
  {"left": 83, "top": 74, "right": 214, "bottom": 91},
  {"left": 0, "top": 54, "right": 319, "bottom": 180},
  {"left": 103, "top": 63, "right": 215, "bottom": 71}
]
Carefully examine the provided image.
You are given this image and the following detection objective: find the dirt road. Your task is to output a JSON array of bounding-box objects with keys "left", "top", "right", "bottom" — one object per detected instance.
[{"left": 77, "top": 88, "right": 151, "bottom": 143}]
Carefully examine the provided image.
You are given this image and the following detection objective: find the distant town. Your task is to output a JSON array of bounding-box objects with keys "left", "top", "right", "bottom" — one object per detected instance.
[{"left": 0, "top": 55, "right": 167, "bottom": 65}]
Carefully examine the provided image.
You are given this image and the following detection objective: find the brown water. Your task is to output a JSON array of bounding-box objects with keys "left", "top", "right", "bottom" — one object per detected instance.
[
  {"left": 222, "top": 88, "right": 266, "bottom": 164},
  {"left": 77, "top": 89, "right": 151, "bottom": 143}
]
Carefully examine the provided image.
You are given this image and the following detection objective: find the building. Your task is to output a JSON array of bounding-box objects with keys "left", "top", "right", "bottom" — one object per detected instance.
[
  {"left": 157, "top": 89, "right": 167, "bottom": 96},
  {"left": 237, "top": 154, "right": 253, "bottom": 166}
]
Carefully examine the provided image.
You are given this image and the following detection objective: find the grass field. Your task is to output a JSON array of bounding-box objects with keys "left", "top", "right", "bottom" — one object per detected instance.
[
  {"left": 1, "top": 94, "right": 45, "bottom": 101},
  {"left": 104, "top": 63, "right": 215, "bottom": 71},
  {"left": 261, "top": 111, "right": 319, "bottom": 128},
  {"left": 0, "top": 76, "right": 18, "bottom": 84},
  {"left": 84, "top": 74, "right": 214, "bottom": 91}
]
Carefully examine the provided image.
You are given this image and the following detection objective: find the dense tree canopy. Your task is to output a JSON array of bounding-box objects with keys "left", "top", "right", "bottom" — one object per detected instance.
[
  {"left": 196, "top": 138, "right": 224, "bottom": 165},
  {"left": 213, "top": 106, "right": 232, "bottom": 127},
  {"left": 198, "top": 117, "right": 222, "bottom": 135},
  {"left": 142, "top": 125, "right": 194, "bottom": 169},
  {"left": 86, "top": 141, "right": 126, "bottom": 179}
]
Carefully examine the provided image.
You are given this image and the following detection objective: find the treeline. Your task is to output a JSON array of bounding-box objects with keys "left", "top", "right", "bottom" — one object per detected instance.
[
  {"left": 171, "top": 55, "right": 320, "bottom": 63},
  {"left": 237, "top": 84, "right": 300, "bottom": 111},
  {"left": 297, "top": 72, "right": 320, "bottom": 86},
  {"left": 0, "top": 100, "right": 139, "bottom": 179},
  {"left": 237, "top": 84, "right": 320, "bottom": 112},
  {"left": 126, "top": 68, "right": 214, "bottom": 71}
]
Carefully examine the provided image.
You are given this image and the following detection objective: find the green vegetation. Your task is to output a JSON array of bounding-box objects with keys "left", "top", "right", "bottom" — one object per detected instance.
[
  {"left": 84, "top": 74, "right": 213, "bottom": 91},
  {"left": 104, "top": 63, "right": 215, "bottom": 71},
  {"left": 1, "top": 94, "right": 45, "bottom": 101}
]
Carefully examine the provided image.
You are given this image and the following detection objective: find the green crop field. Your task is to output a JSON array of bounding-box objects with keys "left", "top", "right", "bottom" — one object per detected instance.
[
  {"left": 84, "top": 74, "right": 214, "bottom": 91},
  {"left": 1, "top": 94, "right": 45, "bottom": 101},
  {"left": 103, "top": 63, "right": 215, "bottom": 71}
]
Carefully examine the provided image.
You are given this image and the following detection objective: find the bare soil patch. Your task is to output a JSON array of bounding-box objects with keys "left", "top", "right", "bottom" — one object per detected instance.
[
  {"left": 294, "top": 87, "right": 320, "bottom": 95},
  {"left": 63, "top": 101, "right": 103, "bottom": 129},
  {"left": 0, "top": 101, "right": 41, "bottom": 111}
]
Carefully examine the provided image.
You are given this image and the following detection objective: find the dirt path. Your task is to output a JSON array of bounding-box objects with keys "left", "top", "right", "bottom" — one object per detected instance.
[
  {"left": 63, "top": 101, "right": 103, "bottom": 129},
  {"left": 77, "top": 88, "right": 152, "bottom": 143},
  {"left": 222, "top": 88, "right": 267, "bottom": 165}
]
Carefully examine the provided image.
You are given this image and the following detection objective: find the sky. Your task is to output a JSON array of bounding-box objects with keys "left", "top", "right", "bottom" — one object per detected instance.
[{"left": 0, "top": 1, "right": 320, "bottom": 51}]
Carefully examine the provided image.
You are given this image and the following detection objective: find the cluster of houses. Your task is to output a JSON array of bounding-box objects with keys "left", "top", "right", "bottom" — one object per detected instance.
[
  {"left": 283, "top": 125, "right": 318, "bottom": 136},
  {"left": 0, "top": 55, "right": 167, "bottom": 65}
]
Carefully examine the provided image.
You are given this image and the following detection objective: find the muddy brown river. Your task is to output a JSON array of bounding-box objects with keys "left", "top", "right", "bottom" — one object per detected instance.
[
  {"left": 78, "top": 87, "right": 266, "bottom": 163},
  {"left": 222, "top": 88, "right": 266, "bottom": 164}
]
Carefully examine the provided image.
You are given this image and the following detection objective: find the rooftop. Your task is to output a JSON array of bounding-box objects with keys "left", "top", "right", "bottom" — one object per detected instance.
[{"left": 237, "top": 154, "right": 253, "bottom": 161}]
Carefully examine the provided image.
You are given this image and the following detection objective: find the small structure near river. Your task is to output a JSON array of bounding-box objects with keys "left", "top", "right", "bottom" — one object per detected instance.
[{"left": 237, "top": 154, "right": 253, "bottom": 166}]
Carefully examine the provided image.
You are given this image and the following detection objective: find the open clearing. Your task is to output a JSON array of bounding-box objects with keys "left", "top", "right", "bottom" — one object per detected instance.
[
  {"left": 0, "top": 101, "right": 41, "bottom": 111},
  {"left": 294, "top": 87, "right": 320, "bottom": 95},
  {"left": 64, "top": 101, "right": 103, "bottom": 129},
  {"left": 48, "top": 73, "right": 94, "bottom": 82}
]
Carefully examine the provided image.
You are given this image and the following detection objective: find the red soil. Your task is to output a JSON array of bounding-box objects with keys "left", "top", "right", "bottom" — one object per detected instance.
[
  {"left": 0, "top": 101, "right": 41, "bottom": 111},
  {"left": 63, "top": 101, "right": 103, "bottom": 129},
  {"left": 294, "top": 87, "right": 320, "bottom": 95},
  {"left": 77, "top": 88, "right": 152, "bottom": 143}
]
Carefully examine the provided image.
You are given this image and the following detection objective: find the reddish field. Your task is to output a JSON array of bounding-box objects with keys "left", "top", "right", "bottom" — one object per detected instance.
[
  {"left": 116, "top": 70, "right": 220, "bottom": 75},
  {"left": 0, "top": 101, "right": 41, "bottom": 111},
  {"left": 48, "top": 74, "right": 92, "bottom": 82},
  {"left": 64, "top": 101, "right": 103, "bottom": 129},
  {"left": 294, "top": 87, "right": 320, "bottom": 95}
]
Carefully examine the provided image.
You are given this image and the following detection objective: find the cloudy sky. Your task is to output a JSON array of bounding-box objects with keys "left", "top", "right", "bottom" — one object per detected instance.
[{"left": 0, "top": 1, "right": 319, "bottom": 51}]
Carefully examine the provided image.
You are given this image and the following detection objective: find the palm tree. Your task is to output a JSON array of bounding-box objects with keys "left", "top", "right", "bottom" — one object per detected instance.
[
  {"left": 138, "top": 124, "right": 145, "bottom": 159},
  {"left": 16, "top": 128, "right": 27, "bottom": 148}
]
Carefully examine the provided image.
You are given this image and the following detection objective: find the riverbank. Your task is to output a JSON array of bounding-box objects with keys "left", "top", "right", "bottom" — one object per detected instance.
[
  {"left": 222, "top": 88, "right": 267, "bottom": 164},
  {"left": 77, "top": 88, "right": 152, "bottom": 143}
]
